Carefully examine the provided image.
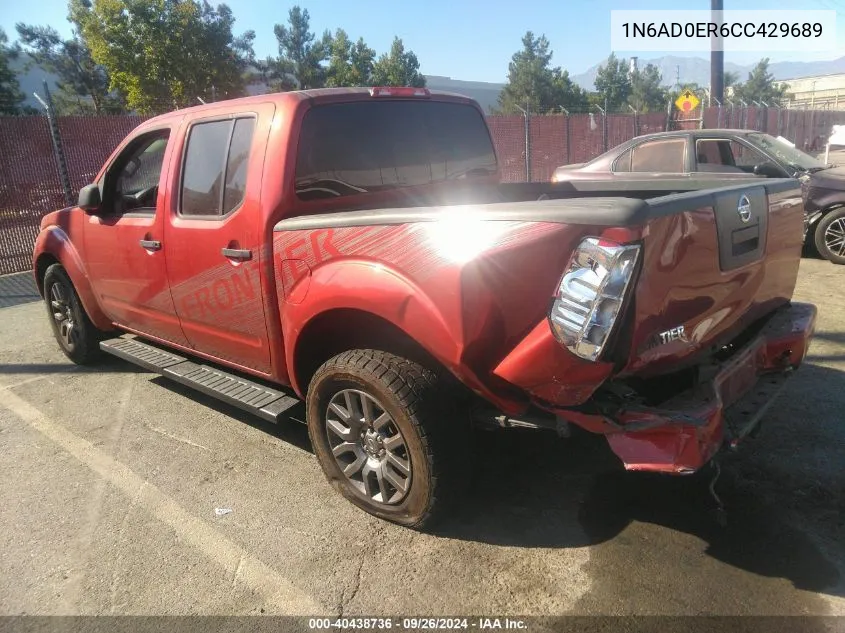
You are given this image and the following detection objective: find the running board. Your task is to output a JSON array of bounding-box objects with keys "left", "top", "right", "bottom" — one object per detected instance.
[{"left": 100, "top": 337, "right": 300, "bottom": 424}]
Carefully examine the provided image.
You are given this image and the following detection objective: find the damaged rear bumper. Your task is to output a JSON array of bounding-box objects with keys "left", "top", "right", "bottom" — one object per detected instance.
[{"left": 563, "top": 302, "right": 817, "bottom": 474}]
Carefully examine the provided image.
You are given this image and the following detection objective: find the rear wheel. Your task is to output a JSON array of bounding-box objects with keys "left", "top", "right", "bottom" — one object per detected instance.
[
  {"left": 43, "top": 264, "right": 104, "bottom": 364},
  {"left": 306, "top": 349, "right": 468, "bottom": 529},
  {"left": 815, "top": 208, "right": 845, "bottom": 264}
]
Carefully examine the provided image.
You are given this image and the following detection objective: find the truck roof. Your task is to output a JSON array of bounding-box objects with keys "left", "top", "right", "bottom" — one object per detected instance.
[{"left": 142, "top": 87, "right": 480, "bottom": 127}]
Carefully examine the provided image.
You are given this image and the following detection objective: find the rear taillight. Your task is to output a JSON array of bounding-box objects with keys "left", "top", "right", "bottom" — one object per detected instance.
[
  {"left": 549, "top": 238, "right": 640, "bottom": 361},
  {"left": 368, "top": 87, "right": 430, "bottom": 97}
]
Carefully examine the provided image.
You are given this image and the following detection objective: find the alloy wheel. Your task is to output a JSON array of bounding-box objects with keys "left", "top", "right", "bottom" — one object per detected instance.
[
  {"left": 325, "top": 389, "right": 412, "bottom": 505},
  {"left": 825, "top": 217, "right": 845, "bottom": 258},
  {"left": 50, "top": 281, "right": 77, "bottom": 348}
]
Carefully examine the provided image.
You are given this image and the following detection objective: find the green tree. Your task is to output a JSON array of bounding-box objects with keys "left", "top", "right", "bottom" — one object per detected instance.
[
  {"left": 0, "top": 28, "right": 25, "bottom": 115},
  {"left": 273, "top": 6, "right": 330, "bottom": 90},
  {"left": 628, "top": 63, "right": 667, "bottom": 112},
  {"left": 251, "top": 55, "right": 290, "bottom": 92},
  {"left": 325, "top": 29, "right": 374, "bottom": 87},
  {"left": 74, "top": 0, "right": 255, "bottom": 114},
  {"left": 733, "top": 58, "right": 788, "bottom": 105},
  {"left": 350, "top": 37, "right": 376, "bottom": 86},
  {"left": 594, "top": 53, "right": 631, "bottom": 111},
  {"left": 15, "top": 22, "right": 122, "bottom": 114},
  {"left": 325, "top": 29, "right": 353, "bottom": 87},
  {"left": 550, "top": 68, "right": 589, "bottom": 113},
  {"left": 371, "top": 37, "right": 425, "bottom": 88},
  {"left": 496, "top": 32, "right": 587, "bottom": 114}
]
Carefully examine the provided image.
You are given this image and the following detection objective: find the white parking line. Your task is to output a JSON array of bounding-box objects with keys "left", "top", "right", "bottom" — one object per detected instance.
[
  {"left": 0, "top": 366, "right": 81, "bottom": 390},
  {"left": 0, "top": 388, "right": 326, "bottom": 615}
]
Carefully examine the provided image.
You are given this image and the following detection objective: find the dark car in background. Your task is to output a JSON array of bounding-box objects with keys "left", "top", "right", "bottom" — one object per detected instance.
[{"left": 551, "top": 129, "right": 845, "bottom": 264}]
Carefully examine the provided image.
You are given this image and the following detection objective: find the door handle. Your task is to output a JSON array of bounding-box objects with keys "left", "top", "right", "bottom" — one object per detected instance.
[
  {"left": 221, "top": 247, "right": 252, "bottom": 261},
  {"left": 140, "top": 239, "right": 161, "bottom": 251}
]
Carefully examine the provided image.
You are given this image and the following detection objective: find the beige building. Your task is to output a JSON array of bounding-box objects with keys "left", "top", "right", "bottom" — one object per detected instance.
[{"left": 781, "top": 73, "right": 845, "bottom": 109}]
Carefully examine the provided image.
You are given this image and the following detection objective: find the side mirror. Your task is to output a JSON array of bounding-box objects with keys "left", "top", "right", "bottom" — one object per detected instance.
[
  {"left": 78, "top": 184, "right": 102, "bottom": 213},
  {"left": 753, "top": 162, "right": 785, "bottom": 178}
]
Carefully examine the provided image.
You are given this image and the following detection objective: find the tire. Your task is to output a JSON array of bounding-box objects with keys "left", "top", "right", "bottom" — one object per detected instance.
[
  {"left": 814, "top": 208, "right": 845, "bottom": 264},
  {"left": 306, "top": 349, "right": 468, "bottom": 529},
  {"left": 42, "top": 264, "right": 104, "bottom": 364}
]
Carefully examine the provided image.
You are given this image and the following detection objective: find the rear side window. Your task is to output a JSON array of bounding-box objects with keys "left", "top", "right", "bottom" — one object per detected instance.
[
  {"left": 181, "top": 117, "right": 256, "bottom": 216},
  {"left": 630, "top": 138, "right": 686, "bottom": 173},
  {"left": 223, "top": 118, "right": 255, "bottom": 214},
  {"left": 613, "top": 148, "right": 632, "bottom": 172},
  {"left": 295, "top": 101, "right": 497, "bottom": 200}
]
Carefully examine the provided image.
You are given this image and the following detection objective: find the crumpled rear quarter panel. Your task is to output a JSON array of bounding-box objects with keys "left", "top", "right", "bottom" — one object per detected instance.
[{"left": 273, "top": 218, "right": 602, "bottom": 407}]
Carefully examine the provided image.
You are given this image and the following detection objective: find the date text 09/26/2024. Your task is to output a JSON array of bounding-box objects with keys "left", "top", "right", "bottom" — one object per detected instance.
[{"left": 308, "top": 618, "right": 528, "bottom": 630}]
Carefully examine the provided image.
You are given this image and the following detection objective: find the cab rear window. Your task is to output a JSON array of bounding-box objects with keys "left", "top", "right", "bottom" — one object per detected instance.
[{"left": 295, "top": 101, "right": 497, "bottom": 200}]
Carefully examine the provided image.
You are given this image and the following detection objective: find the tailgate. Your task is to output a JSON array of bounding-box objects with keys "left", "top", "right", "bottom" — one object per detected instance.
[{"left": 621, "top": 179, "right": 804, "bottom": 376}]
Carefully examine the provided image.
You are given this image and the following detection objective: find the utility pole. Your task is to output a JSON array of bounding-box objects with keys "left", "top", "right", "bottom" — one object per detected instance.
[
  {"left": 676, "top": 65, "right": 680, "bottom": 90},
  {"left": 711, "top": 0, "right": 725, "bottom": 103}
]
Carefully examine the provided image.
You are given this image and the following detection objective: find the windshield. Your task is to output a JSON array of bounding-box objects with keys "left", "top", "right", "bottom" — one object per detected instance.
[{"left": 745, "top": 132, "right": 827, "bottom": 172}]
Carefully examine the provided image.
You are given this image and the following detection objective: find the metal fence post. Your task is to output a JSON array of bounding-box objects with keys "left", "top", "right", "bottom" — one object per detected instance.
[
  {"left": 33, "top": 80, "right": 73, "bottom": 207},
  {"left": 516, "top": 104, "right": 531, "bottom": 182},
  {"left": 524, "top": 106, "right": 531, "bottom": 182},
  {"left": 603, "top": 98, "right": 608, "bottom": 152},
  {"left": 560, "top": 106, "right": 571, "bottom": 165},
  {"left": 628, "top": 105, "right": 638, "bottom": 137}
]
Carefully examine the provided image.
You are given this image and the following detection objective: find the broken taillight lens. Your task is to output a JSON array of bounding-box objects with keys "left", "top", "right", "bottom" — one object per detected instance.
[{"left": 549, "top": 238, "right": 640, "bottom": 361}]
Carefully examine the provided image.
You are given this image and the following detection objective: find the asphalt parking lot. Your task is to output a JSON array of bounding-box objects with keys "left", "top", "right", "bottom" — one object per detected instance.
[{"left": 0, "top": 259, "right": 844, "bottom": 617}]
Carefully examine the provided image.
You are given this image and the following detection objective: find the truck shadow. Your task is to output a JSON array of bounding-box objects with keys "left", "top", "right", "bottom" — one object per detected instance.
[
  {"left": 149, "top": 376, "right": 314, "bottom": 454},
  {"left": 437, "top": 362, "right": 845, "bottom": 600},
  {"left": 145, "top": 355, "right": 844, "bottom": 602},
  {"left": 0, "top": 355, "right": 147, "bottom": 375}
]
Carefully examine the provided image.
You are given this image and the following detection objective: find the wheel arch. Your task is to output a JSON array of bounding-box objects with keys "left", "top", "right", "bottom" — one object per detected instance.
[
  {"left": 33, "top": 226, "right": 112, "bottom": 331},
  {"left": 808, "top": 203, "right": 845, "bottom": 228},
  {"left": 34, "top": 252, "right": 60, "bottom": 296},
  {"left": 813, "top": 205, "right": 845, "bottom": 263},
  {"left": 292, "top": 308, "right": 460, "bottom": 401}
]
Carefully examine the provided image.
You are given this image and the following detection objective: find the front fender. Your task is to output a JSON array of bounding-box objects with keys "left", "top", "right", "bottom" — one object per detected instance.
[
  {"left": 281, "top": 259, "right": 525, "bottom": 412},
  {"left": 32, "top": 226, "right": 112, "bottom": 331},
  {"left": 807, "top": 206, "right": 842, "bottom": 230}
]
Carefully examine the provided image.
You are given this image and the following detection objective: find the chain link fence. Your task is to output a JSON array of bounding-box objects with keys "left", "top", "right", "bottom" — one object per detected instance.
[{"left": 3, "top": 104, "right": 845, "bottom": 275}]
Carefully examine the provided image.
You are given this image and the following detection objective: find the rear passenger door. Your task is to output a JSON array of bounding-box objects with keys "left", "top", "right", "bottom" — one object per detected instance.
[{"left": 164, "top": 106, "right": 275, "bottom": 375}]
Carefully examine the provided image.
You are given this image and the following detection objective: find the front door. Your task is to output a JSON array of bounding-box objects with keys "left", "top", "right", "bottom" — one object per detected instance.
[
  {"left": 84, "top": 127, "right": 189, "bottom": 346},
  {"left": 164, "top": 107, "right": 275, "bottom": 375}
]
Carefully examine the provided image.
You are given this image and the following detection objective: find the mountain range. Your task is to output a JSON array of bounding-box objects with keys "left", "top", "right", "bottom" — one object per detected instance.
[
  {"left": 13, "top": 53, "right": 845, "bottom": 115},
  {"left": 427, "top": 56, "right": 845, "bottom": 113},
  {"left": 571, "top": 55, "right": 845, "bottom": 91}
]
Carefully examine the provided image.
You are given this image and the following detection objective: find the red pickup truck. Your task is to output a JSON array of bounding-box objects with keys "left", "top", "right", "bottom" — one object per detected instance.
[{"left": 32, "top": 87, "right": 816, "bottom": 528}]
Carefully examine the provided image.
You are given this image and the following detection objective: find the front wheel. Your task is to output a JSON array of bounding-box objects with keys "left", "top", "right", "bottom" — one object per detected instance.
[
  {"left": 306, "top": 349, "right": 468, "bottom": 529},
  {"left": 814, "top": 208, "right": 845, "bottom": 264},
  {"left": 42, "top": 264, "right": 105, "bottom": 364}
]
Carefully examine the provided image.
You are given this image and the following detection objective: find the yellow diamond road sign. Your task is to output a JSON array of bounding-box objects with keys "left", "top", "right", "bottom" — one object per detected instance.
[{"left": 675, "top": 89, "right": 700, "bottom": 112}]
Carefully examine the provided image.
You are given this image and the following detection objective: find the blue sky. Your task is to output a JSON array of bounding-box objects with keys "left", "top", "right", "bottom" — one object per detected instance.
[{"left": 1, "top": 0, "right": 843, "bottom": 83}]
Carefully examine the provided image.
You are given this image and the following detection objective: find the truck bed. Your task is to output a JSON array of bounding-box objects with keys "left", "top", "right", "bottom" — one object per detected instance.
[{"left": 275, "top": 177, "right": 804, "bottom": 392}]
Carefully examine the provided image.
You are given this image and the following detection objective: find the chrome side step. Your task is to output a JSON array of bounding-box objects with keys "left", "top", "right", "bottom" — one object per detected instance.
[{"left": 100, "top": 337, "right": 300, "bottom": 424}]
